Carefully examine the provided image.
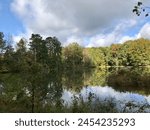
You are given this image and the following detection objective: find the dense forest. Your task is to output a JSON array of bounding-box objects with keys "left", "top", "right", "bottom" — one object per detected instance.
[
  {"left": 1, "top": 32, "right": 150, "bottom": 74},
  {"left": 1, "top": 32, "right": 150, "bottom": 112}
]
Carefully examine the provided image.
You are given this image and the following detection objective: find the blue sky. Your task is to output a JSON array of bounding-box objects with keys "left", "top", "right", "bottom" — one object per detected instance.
[
  {"left": 1, "top": 0, "right": 150, "bottom": 47},
  {"left": 0, "top": 0, "right": 24, "bottom": 35}
]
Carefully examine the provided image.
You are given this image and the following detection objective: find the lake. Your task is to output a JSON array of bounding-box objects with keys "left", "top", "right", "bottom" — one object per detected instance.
[{"left": 0, "top": 67, "right": 150, "bottom": 112}]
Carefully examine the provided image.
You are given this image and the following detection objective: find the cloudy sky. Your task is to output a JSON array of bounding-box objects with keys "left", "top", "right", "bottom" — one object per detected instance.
[{"left": 1, "top": 0, "right": 150, "bottom": 47}]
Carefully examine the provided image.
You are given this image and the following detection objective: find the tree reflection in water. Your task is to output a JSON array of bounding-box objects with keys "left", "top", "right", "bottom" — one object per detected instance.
[
  {"left": 0, "top": 67, "right": 150, "bottom": 112},
  {"left": 107, "top": 67, "right": 150, "bottom": 95}
]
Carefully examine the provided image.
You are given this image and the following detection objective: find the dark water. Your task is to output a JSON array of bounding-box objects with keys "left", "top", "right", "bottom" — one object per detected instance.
[{"left": 0, "top": 67, "right": 150, "bottom": 112}]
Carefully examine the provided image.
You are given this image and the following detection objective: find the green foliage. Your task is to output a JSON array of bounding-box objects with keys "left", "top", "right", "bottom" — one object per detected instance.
[
  {"left": 45, "top": 36, "right": 62, "bottom": 71},
  {"left": 29, "top": 34, "right": 62, "bottom": 72},
  {"left": 121, "top": 39, "right": 150, "bottom": 66},
  {"left": 0, "top": 72, "right": 118, "bottom": 113},
  {"left": 1, "top": 32, "right": 150, "bottom": 72},
  {"left": 62, "top": 43, "right": 84, "bottom": 68},
  {"left": 0, "top": 32, "right": 6, "bottom": 52},
  {"left": 86, "top": 38, "right": 150, "bottom": 67},
  {"left": 83, "top": 48, "right": 94, "bottom": 67},
  {"left": 3, "top": 45, "right": 16, "bottom": 72},
  {"left": 0, "top": 32, "right": 6, "bottom": 71},
  {"left": 86, "top": 47, "right": 106, "bottom": 67},
  {"left": 107, "top": 67, "right": 150, "bottom": 95},
  {"left": 29, "top": 34, "right": 45, "bottom": 63},
  {"left": 1, "top": 32, "right": 150, "bottom": 113},
  {"left": 86, "top": 68, "right": 108, "bottom": 86}
]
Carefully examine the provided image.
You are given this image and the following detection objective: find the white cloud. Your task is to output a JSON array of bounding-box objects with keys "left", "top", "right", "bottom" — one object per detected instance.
[
  {"left": 119, "top": 36, "right": 137, "bottom": 43},
  {"left": 118, "top": 22, "right": 150, "bottom": 44},
  {"left": 87, "top": 20, "right": 138, "bottom": 47},
  {"left": 65, "top": 36, "right": 83, "bottom": 46},
  {"left": 13, "top": 35, "right": 22, "bottom": 43},
  {"left": 12, "top": 28, "right": 32, "bottom": 44},
  {"left": 119, "top": 22, "right": 150, "bottom": 44},
  {"left": 11, "top": 0, "right": 148, "bottom": 46},
  {"left": 138, "top": 23, "right": 150, "bottom": 39}
]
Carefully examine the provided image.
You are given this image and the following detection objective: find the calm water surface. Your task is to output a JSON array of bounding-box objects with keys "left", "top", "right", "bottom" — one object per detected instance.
[{"left": 0, "top": 67, "right": 150, "bottom": 112}]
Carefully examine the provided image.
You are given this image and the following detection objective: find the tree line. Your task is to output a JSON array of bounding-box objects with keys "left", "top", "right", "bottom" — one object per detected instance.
[
  {"left": 0, "top": 32, "right": 92, "bottom": 73},
  {"left": 1, "top": 32, "right": 150, "bottom": 73},
  {"left": 86, "top": 38, "right": 150, "bottom": 68}
]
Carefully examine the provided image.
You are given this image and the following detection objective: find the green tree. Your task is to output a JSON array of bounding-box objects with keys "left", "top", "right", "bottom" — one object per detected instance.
[
  {"left": 120, "top": 39, "right": 150, "bottom": 66},
  {"left": 0, "top": 32, "right": 6, "bottom": 71},
  {"left": 29, "top": 34, "right": 44, "bottom": 63},
  {"left": 16, "top": 38, "right": 27, "bottom": 53},
  {"left": 3, "top": 45, "right": 15, "bottom": 72},
  {"left": 62, "top": 43, "right": 83, "bottom": 68},
  {"left": 0, "top": 32, "right": 5, "bottom": 53},
  {"left": 45, "top": 37, "right": 62, "bottom": 71},
  {"left": 109, "top": 44, "right": 122, "bottom": 66},
  {"left": 86, "top": 47, "right": 106, "bottom": 68},
  {"left": 82, "top": 48, "right": 93, "bottom": 67},
  {"left": 13, "top": 38, "right": 29, "bottom": 72}
]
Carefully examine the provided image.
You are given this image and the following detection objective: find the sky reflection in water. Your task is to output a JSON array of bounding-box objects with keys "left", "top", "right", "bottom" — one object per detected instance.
[{"left": 62, "top": 86, "right": 150, "bottom": 112}]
